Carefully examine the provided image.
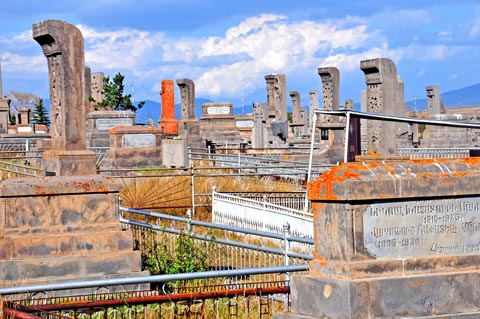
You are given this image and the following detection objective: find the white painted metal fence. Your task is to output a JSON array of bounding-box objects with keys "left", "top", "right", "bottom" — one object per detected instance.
[{"left": 212, "top": 190, "right": 313, "bottom": 239}]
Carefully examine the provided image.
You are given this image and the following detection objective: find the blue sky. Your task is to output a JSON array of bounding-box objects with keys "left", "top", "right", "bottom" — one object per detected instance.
[{"left": 1, "top": 0, "right": 480, "bottom": 120}]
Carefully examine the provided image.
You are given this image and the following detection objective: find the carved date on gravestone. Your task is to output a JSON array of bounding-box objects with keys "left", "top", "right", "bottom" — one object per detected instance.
[{"left": 363, "top": 197, "right": 480, "bottom": 259}]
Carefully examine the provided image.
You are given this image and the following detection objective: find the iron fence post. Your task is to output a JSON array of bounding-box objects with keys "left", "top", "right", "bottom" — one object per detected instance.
[{"left": 283, "top": 222, "right": 291, "bottom": 310}]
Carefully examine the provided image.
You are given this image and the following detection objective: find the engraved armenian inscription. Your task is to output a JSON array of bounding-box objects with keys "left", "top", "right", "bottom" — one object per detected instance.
[{"left": 363, "top": 197, "right": 480, "bottom": 259}]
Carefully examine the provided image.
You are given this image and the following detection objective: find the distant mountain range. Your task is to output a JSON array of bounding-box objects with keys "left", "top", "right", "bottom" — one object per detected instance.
[
  {"left": 405, "top": 83, "right": 480, "bottom": 111},
  {"left": 40, "top": 83, "right": 480, "bottom": 124}
]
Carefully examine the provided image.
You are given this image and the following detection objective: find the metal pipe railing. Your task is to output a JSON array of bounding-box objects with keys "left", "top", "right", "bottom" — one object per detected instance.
[{"left": 0, "top": 265, "right": 308, "bottom": 296}]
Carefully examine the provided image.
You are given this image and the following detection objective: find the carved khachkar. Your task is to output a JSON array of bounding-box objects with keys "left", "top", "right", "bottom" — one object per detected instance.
[
  {"left": 0, "top": 61, "right": 10, "bottom": 133},
  {"left": 289, "top": 91, "right": 303, "bottom": 137},
  {"left": 360, "top": 58, "right": 398, "bottom": 155},
  {"left": 33, "top": 20, "right": 87, "bottom": 151},
  {"left": 318, "top": 67, "right": 344, "bottom": 147},
  {"left": 309, "top": 90, "right": 318, "bottom": 116},
  {"left": 426, "top": 85, "right": 445, "bottom": 115},
  {"left": 159, "top": 80, "right": 178, "bottom": 135},
  {"left": 318, "top": 67, "right": 339, "bottom": 120},
  {"left": 176, "top": 78, "right": 196, "bottom": 120},
  {"left": 264, "top": 74, "right": 287, "bottom": 121},
  {"left": 84, "top": 66, "right": 93, "bottom": 114},
  {"left": 91, "top": 72, "right": 104, "bottom": 104}
]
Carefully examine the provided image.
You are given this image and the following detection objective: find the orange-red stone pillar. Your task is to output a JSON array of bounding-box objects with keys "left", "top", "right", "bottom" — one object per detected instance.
[{"left": 159, "top": 80, "right": 178, "bottom": 135}]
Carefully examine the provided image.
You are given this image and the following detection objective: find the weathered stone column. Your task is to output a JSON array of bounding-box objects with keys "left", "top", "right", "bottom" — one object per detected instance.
[
  {"left": 84, "top": 66, "right": 93, "bottom": 114},
  {"left": 159, "top": 79, "right": 178, "bottom": 135},
  {"left": 426, "top": 85, "right": 445, "bottom": 115},
  {"left": 252, "top": 103, "right": 267, "bottom": 148},
  {"left": 289, "top": 91, "right": 303, "bottom": 137},
  {"left": 177, "top": 78, "right": 196, "bottom": 120},
  {"left": 176, "top": 78, "right": 202, "bottom": 148},
  {"left": 91, "top": 72, "right": 104, "bottom": 104},
  {"left": 360, "top": 58, "right": 398, "bottom": 156},
  {"left": 0, "top": 61, "right": 11, "bottom": 134},
  {"left": 33, "top": 19, "right": 96, "bottom": 175},
  {"left": 264, "top": 74, "right": 287, "bottom": 122},
  {"left": 309, "top": 90, "right": 319, "bottom": 119},
  {"left": 317, "top": 67, "right": 346, "bottom": 143}
]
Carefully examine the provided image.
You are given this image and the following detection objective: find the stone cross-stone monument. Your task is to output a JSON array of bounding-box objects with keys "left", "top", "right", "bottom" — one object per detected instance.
[
  {"left": 176, "top": 78, "right": 202, "bottom": 148},
  {"left": 0, "top": 61, "right": 11, "bottom": 134},
  {"left": 91, "top": 72, "right": 104, "bottom": 104},
  {"left": 159, "top": 79, "right": 178, "bottom": 135},
  {"left": 177, "top": 78, "right": 196, "bottom": 120},
  {"left": 33, "top": 19, "right": 96, "bottom": 175},
  {"left": 426, "top": 85, "right": 445, "bottom": 115},
  {"left": 289, "top": 91, "right": 303, "bottom": 137},
  {"left": 84, "top": 66, "right": 93, "bottom": 114},
  {"left": 360, "top": 58, "right": 398, "bottom": 156},
  {"left": 265, "top": 74, "right": 287, "bottom": 122},
  {"left": 317, "top": 67, "right": 345, "bottom": 151}
]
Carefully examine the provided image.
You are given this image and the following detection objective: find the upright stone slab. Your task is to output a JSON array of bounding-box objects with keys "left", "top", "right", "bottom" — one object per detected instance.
[
  {"left": 265, "top": 74, "right": 287, "bottom": 122},
  {"left": 84, "top": 66, "right": 93, "bottom": 114},
  {"left": 289, "top": 91, "right": 303, "bottom": 138},
  {"left": 360, "top": 58, "right": 398, "bottom": 156},
  {"left": 33, "top": 19, "right": 96, "bottom": 175},
  {"left": 277, "top": 158, "right": 480, "bottom": 319},
  {"left": 317, "top": 67, "right": 345, "bottom": 163},
  {"left": 159, "top": 79, "right": 178, "bottom": 135},
  {"left": 200, "top": 102, "right": 241, "bottom": 146},
  {"left": 309, "top": 90, "right": 318, "bottom": 118},
  {"left": 252, "top": 103, "right": 268, "bottom": 148},
  {"left": 176, "top": 78, "right": 202, "bottom": 148},
  {"left": 426, "top": 85, "right": 445, "bottom": 116},
  {"left": 91, "top": 72, "right": 104, "bottom": 104},
  {"left": 0, "top": 61, "right": 11, "bottom": 134}
]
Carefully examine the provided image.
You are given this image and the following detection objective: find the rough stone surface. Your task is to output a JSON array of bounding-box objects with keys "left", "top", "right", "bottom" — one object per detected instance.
[
  {"left": 200, "top": 102, "right": 242, "bottom": 146},
  {"left": 281, "top": 273, "right": 480, "bottom": 319},
  {"left": 265, "top": 74, "right": 287, "bottom": 122},
  {"left": 162, "top": 138, "right": 188, "bottom": 167},
  {"left": 32, "top": 19, "right": 87, "bottom": 151},
  {"left": 33, "top": 20, "right": 96, "bottom": 175},
  {"left": 0, "top": 175, "right": 147, "bottom": 292}
]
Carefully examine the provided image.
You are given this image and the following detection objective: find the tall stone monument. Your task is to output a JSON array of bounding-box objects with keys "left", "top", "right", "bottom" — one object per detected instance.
[
  {"left": 176, "top": 78, "right": 202, "bottom": 148},
  {"left": 33, "top": 19, "right": 96, "bottom": 175},
  {"left": 265, "top": 74, "right": 287, "bottom": 122},
  {"left": 289, "top": 91, "right": 303, "bottom": 138},
  {"left": 426, "top": 85, "right": 445, "bottom": 116},
  {"left": 159, "top": 79, "right": 178, "bottom": 135},
  {"left": 252, "top": 102, "right": 267, "bottom": 148},
  {"left": 317, "top": 67, "right": 345, "bottom": 163},
  {"left": 84, "top": 66, "right": 93, "bottom": 114},
  {"left": 0, "top": 61, "right": 11, "bottom": 134},
  {"left": 91, "top": 72, "right": 104, "bottom": 104},
  {"left": 360, "top": 58, "right": 398, "bottom": 156}
]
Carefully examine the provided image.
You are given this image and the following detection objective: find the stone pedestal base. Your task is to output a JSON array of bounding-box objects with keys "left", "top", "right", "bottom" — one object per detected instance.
[
  {"left": 277, "top": 273, "right": 480, "bottom": 319},
  {"left": 43, "top": 150, "right": 97, "bottom": 176}
]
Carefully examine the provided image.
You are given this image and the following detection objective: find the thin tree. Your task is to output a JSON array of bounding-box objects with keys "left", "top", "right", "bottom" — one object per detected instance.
[
  {"left": 91, "top": 73, "right": 145, "bottom": 112},
  {"left": 32, "top": 98, "right": 51, "bottom": 127}
]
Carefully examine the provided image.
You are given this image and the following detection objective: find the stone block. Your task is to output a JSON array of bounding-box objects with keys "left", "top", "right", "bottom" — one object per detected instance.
[{"left": 287, "top": 273, "right": 480, "bottom": 318}]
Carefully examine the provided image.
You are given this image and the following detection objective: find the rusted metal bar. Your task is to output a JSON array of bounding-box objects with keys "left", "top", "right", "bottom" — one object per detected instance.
[{"left": 19, "top": 286, "right": 290, "bottom": 312}]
